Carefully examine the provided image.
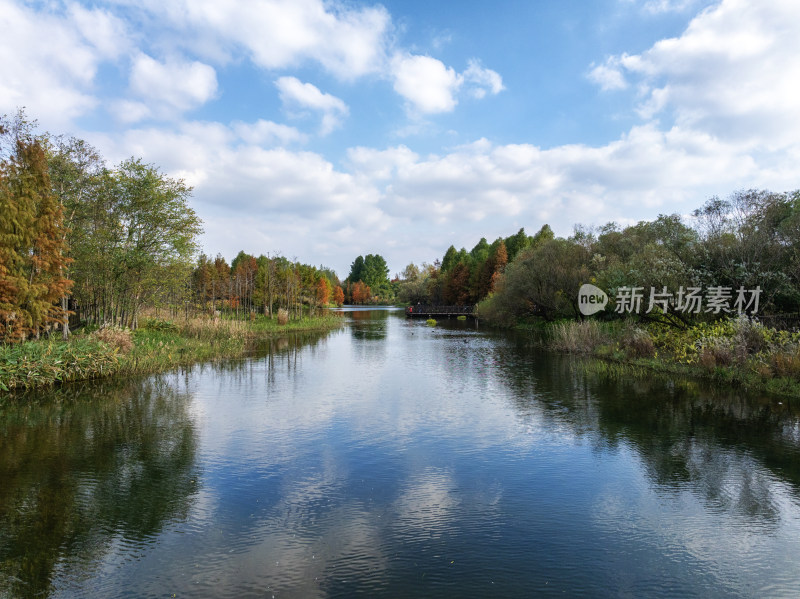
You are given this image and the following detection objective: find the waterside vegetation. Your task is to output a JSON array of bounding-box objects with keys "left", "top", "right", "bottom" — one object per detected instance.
[
  {"left": 0, "top": 111, "right": 346, "bottom": 392},
  {"left": 537, "top": 317, "right": 800, "bottom": 397},
  {"left": 0, "top": 313, "right": 343, "bottom": 392}
]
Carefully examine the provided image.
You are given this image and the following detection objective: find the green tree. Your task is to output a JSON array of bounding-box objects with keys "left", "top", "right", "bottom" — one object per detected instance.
[
  {"left": 440, "top": 245, "right": 458, "bottom": 273},
  {"left": 347, "top": 255, "right": 365, "bottom": 283},
  {"left": 110, "top": 158, "right": 202, "bottom": 328},
  {"left": 480, "top": 238, "right": 591, "bottom": 323}
]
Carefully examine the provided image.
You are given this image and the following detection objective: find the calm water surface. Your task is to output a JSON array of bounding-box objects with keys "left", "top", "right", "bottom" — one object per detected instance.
[{"left": 2, "top": 308, "right": 800, "bottom": 598}]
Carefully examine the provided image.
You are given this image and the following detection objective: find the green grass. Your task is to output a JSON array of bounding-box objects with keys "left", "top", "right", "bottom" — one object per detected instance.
[
  {"left": 0, "top": 313, "right": 344, "bottom": 393},
  {"left": 0, "top": 337, "right": 119, "bottom": 391},
  {"left": 546, "top": 317, "right": 800, "bottom": 398}
]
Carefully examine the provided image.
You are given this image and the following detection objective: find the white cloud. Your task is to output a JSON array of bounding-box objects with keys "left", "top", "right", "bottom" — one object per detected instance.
[
  {"left": 110, "top": 99, "right": 152, "bottom": 124},
  {"left": 129, "top": 53, "right": 218, "bottom": 116},
  {"left": 275, "top": 76, "right": 349, "bottom": 135},
  {"left": 122, "top": 0, "right": 391, "bottom": 80},
  {"left": 232, "top": 119, "right": 307, "bottom": 146},
  {"left": 588, "top": 60, "right": 628, "bottom": 91},
  {"left": 391, "top": 53, "right": 462, "bottom": 114},
  {"left": 600, "top": 0, "right": 800, "bottom": 148},
  {"left": 391, "top": 53, "right": 504, "bottom": 114},
  {"left": 67, "top": 4, "right": 130, "bottom": 59},
  {"left": 0, "top": 0, "right": 108, "bottom": 127},
  {"left": 463, "top": 59, "right": 505, "bottom": 98}
]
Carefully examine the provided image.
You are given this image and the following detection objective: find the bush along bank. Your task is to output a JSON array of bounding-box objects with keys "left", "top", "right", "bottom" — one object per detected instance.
[
  {"left": 537, "top": 316, "right": 800, "bottom": 397},
  {"left": 0, "top": 313, "right": 344, "bottom": 392}
]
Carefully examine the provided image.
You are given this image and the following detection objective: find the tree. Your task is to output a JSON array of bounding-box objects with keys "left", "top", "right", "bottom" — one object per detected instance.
[
  {"left": 351, "top": 281, "right": 371, "bottom": 304},
  {"left": 504, "top": 228, "right": 530, "bottom": 262},
  {"left": 333, "top": 285, "right": 345, "bottom": 306},
  {"left": 441, "top": 245, "right": 459, "bottom": 273},
  {"left": 110, "top": 158, "right": 203, "bottom": 328},
  {"left": 481, "top": 238, "right": 591, "bottom": 322},
  {"left": 443, "top": 261, "right": 471, "bottom": 305},
  {"left": 315, "top": 276, "right": 331, "bottom": 308},
  {"left": 362, "top": 254, "right": 390, "bottom": 295},
  {"left": 0, "top": 121, "right": 72, "bottom": 341},
  {"left": 347, "top": 255, "right": 365, "bottom": 283}
]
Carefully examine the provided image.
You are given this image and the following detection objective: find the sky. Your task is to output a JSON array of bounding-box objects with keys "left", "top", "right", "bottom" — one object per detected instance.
[{"left": 2, "top": 0, "right": 799, "bottom": 278}]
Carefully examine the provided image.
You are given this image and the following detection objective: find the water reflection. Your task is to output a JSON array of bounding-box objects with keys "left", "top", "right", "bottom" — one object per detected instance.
[
  {"left": 473, "top": 338, "right": 800, "bottom": 522},
  {"left": 2, "top": 314, "right": 800, "bottom": 597},
  {"left": 0, "top": 377, "right": 199, "bottom": 598}
]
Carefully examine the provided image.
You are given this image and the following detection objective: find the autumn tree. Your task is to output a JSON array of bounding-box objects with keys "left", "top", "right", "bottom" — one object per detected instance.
[
  {"left": 333, "top": 285, "right": 345, "bottom": 306},
  {"left": 0, "top": 118, "right": 72, "bottom": 341},
  {"left": 315, "top": 277, "right": 331, "bottom": 308},
  {"left": 351, "top": 281, "right": 372, "bottom": 304}
]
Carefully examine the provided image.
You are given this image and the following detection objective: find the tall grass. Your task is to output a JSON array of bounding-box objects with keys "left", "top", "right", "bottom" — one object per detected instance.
[
  {"left": 1, "top": 312, "right": 344, "bottom": 392},
  {"left": 0, "top": 338, "right": 120, "bottom": 391},
  {"left": 548, "top": 320, "right": 609, "bottom": 354}
]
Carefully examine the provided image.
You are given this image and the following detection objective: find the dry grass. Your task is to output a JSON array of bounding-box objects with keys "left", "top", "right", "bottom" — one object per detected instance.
[
  {"left": 619, "top": 325, "right": 655, "bottom": 358},
  {"left": 549, "top": 320, "right": 608, "bottom": 354},
  {"left": 91, "top": 326, "right": 133, "bottom": 354},
  {"left": 769, "top": 348, "right": 800, "bottom": 378},
  {"left": 177, "top": 317, "right": 248, "bottom": 341},
  {"left": 277, "top": 309, "right": 289, "bottom": 325}
]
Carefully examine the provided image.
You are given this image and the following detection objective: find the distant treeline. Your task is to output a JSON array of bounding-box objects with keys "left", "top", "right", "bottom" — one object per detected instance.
[
  {"left": 192, "top": 251, "right": 343, "bottom": 319},
  {"left": 397, "top": 188, "right": 800, "bottom": 326}
]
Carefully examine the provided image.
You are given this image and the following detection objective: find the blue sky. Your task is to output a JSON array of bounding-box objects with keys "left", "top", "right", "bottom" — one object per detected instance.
[{"left": 2, "top": 0, "right": 798, "bottom": 277}]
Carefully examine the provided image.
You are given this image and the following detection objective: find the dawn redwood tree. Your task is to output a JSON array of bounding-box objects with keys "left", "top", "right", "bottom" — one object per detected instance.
[
  {"left": 333, "top": 285, "right": 345, "bottom": 306},
  {"left": 352, "top": 281, "right": 371, "bottom": 304},
  {"left": 0, "top": 123, "right": 72, "bottom": 341},
  {"left": 315, "top": 277, "right": 331, "bottom": 308}
]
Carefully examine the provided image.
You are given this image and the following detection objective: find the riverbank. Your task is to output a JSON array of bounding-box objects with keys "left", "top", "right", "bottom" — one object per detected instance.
[
  {"left": 0, "top": 313, "right": 344, "bottom": 392},
  {"left": 521, "top": 317, "right": 800, "bottom": 397}
]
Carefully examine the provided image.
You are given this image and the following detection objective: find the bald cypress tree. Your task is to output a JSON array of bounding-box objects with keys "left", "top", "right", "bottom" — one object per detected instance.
[{"left": 0, "top": 123, "right": 71, "bottom": 342}]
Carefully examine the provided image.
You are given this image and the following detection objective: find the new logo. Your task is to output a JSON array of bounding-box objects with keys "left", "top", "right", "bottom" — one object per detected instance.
[{"left": 578, "top": 283, "right": 608, "bottom": 316}]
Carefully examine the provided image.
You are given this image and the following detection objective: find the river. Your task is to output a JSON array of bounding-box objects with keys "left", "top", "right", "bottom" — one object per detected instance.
[{"left": 2, "top": 307, "right": 800, "bottom": 598}]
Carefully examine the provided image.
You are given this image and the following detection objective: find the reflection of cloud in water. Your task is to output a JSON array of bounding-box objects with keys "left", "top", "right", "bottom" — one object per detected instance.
[
  {"left": 392, "top": 469, "right": 460, "bottom": 538},
  {"left": 591, "top": 440, "right": 800, "bottom": 597}
]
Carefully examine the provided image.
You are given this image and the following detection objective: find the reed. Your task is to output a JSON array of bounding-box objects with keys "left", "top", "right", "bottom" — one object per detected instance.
[
  {"left": 548, "top": 320, "right": 609, "bottom": 354},
  {"left": 0, "top": 313, "right": 344, "bottom": 392}
]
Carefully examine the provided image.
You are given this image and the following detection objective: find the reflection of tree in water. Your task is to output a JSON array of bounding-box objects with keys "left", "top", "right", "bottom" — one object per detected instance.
[
  {"left": 0, "top": 376, "right": 199, "bottom": 597},
  {"left": 487, "top": 340, "right": 800, "bottom": 524},
  {"left": 349, "top": 309, "right": 390, "bottom": 341}
]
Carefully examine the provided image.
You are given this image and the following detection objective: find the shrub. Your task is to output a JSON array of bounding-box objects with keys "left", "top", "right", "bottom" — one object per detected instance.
[
  {"left": 277, "top": 309, "right": 289, "bottom": 325},
  {"left": 769, "top": 348, "right": 800, "bottom": 378},
  {"left": 426, "top": 319, "right": 437, "bottom": 326},
  {"left": 620, "top": 325, "right": 655, "bottom": 358},
  {"left": 92, "top": 326, "right": 133, "bottom": 354},
  {"left": 698, "top": 343, "right": 734, "bottom": 369}
]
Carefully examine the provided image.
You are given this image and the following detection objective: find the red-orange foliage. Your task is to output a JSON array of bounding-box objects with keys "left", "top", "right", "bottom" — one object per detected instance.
[
  {"left": 443, "top": 262, "right": 471, "bottom": 305},
  {"left": 333, "top": 285, "right": 345, "bottom": 306},
  {"left": 351, "top": 281, "right": 372, "bottom": 304},
  {"left": 315, "top": 277, "right": 330, "bottom": 306}
]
